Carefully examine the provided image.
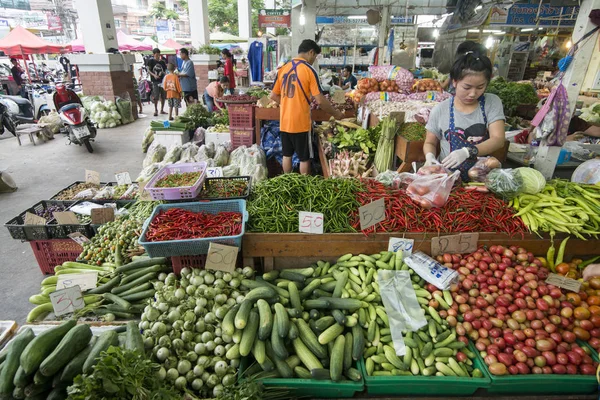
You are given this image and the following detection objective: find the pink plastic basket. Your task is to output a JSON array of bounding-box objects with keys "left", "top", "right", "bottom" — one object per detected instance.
[{"left": 144, "top": 162, "right": 207, "bottom": 200}]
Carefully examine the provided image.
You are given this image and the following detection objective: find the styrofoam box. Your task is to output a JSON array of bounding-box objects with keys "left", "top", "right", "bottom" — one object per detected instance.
[
  {"left": 205, "top": 131, "right": 231, "bottom": 146},
  {"left": 154, "top": 130, "right": 189, "bottom": 148}
]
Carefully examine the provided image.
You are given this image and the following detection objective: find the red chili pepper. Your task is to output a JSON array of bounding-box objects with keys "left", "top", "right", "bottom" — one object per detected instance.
[{"left": 146, "top": 208, "right": 243, "bottom": 242}]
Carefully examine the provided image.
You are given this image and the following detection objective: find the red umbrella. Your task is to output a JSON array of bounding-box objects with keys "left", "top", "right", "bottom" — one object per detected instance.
[
  {"left": 0, "top": 26, "right": 71, "bottom": 55},
  {"left": 162, "top": 39, "right": 184, "bottom": 50}
]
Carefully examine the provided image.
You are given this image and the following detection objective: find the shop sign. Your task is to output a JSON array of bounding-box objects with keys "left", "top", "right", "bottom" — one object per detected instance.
[
  {"left": 489, "top": 4, "right": 578, "bottom": 27},
  {"left": 315, "top": 16, "right": 413, "bottom": 25},
  {"left": 46, "top": 12, "right": 62, "bottom": 31},
  {"left": 258, "top": 9, "right": 291, "bottom": 28},
  {"left": 156, "top": 19, "right": 170, "bottom": 42}
]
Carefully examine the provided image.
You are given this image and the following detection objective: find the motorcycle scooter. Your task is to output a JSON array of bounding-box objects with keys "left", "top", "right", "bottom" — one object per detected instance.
[{"left": 53, "top": 84, "right": 97, "bottom": 153}]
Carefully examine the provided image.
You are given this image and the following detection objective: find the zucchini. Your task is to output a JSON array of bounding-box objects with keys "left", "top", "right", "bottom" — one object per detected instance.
[
  {"left": 0, "top": 328, "right": 34, "bottom": 397},
  {"left": 270, "top": 323, "right": 288, "bottom": 360},
  {"left": 120, "top": 289, "right": 156, "bottom": 302},
  {"left": 125, "top": 321, "right": 144, "bottom": 353},
  {"left": 103, "top": 293, "right": 131, "bottom": 310},
  {"left": 115, "top": 282, "right": 152, "bottom": 298},
  {"left": 83, "top": 330, "right": 118, "bottom": 374},
  {"left": 33, "top": 370, "right": 50, "bottom": 386},
  {"left": 86, "top": 275, "right": 120, "bottom": 295},
  {"left": 12, "top": 366, "right": 32, "bottom": 388},
  {"left": 243, "top": 287, "right": 277, "bottom": 303},
  {"left": 121, "top": 265, "right": 165, "bottom": 285},
  {"left": 111, "top": 272, "right": 157, "bottom": 295},
  {"left": 23, "top": 379, "right": 51, "bottom": 398},
  {"left": 256, "top": 300, "right": 272, "bottom": 341},
  {"left": 104, "top": 304, "right": 142, "bottom": 314},
  {"left": 114, "top": 257, "right": 167, "bottom": 274},
  {"left": 21, "top": 320, "right": 76, "bottom": 375},
  {"left": 292, "top": 338, "right": 323, "bottom": 371},
  {"left": 46, "top": 385, "right": 67, "bottom": 400},
  {"left": 222, "top": 304, "right": 239, "bottom": 336},
  {"left": 239, "top": 311, "right": 259, "bottom": 357},
  {"left": 12, "top": 386, "right": 25, "bottom": 399},
  {"left": 299, "top": 279, "right": 321, "bottom": 299},
  {"left": 318, "top": 323, "right": 345, "bottom": 345},
  {"left": 234, "top": 300, "right": 253, "bottom": 330},
  {"left": 295, "top": 320, "right": 327, "bottom": 359},
  {"left": 40, "top": 324, "right": 93, "bottom": 377},
  {"left": 273, "top": 303, "right": 289, "bottom": 338},
  {"left": 60, "top": 336, "right": 97, "bottom": 383},
  {"left": 258, "top": 354, "right": 275, "bottom": 372}
]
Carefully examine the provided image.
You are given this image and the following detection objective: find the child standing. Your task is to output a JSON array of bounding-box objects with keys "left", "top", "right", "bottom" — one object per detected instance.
[{"left": 162, "top": 63, "right": 182, "bottom": 121}]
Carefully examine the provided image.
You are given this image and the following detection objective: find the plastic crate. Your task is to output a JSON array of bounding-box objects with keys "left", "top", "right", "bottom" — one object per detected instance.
[
  {"left": 138, "top": 200, "right": 247, "bottom": 257},
  {"left": 30, "top": 239, "right": 83, "bottom": 275},
  {"left": 360, "top": 342, "right": 491, "bottom": 396},
  {"left": 5, "top": 200, "right": 80, "bottom": 241},
  {"left": 476, "top": 342, "right": 598, "bottom": 395},
  {"left": 239, "top": 356, "right": 363, "bottom": 398},
  {"left": 229, "top": 127, "right": 254, "bottom": 149},
  {"left": 171, "top": 255, "right": 207, "bottom": 275},
  {"left": 50, "top": 181, "right": 109, "bottom": 201},
  {"left": 198, "top": 176, "right": 252, "bottom": 200},
  {"left": 226, "top": 103, "right": 255, "bottom": 129},
  {"left": 144, "top": 162, "right": 207, "bottom": 201}
]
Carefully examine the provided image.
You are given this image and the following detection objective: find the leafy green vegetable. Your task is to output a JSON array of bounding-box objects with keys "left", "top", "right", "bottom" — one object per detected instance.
[
  {"left": 329, "top": 125, "right": 381, "bottom": 155},
  {"left": 67, "top": 346, "right": 181, "bottom": 400},
  {"left": 216, "top": 372, "right": 291, "bottom": 400},
  {"left": 485, "top": 169, "right": 524, "bottom": 200},
  {"left": 211, "top": 109, "right": 230, "bottom": 126},
  {"left": 176, "top": 104, "right": 213, "bottom": 130},
  {"left": 486, "top": 77, "right": 539, "bottom": 117},
  {"left": 196, "top": 45, "right": 222, "bottom": 55}
]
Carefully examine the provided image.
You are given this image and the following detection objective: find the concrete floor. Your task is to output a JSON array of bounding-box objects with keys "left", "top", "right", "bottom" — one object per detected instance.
[{"left": 0, "top": 107, "right": 158, "bottom": 323}]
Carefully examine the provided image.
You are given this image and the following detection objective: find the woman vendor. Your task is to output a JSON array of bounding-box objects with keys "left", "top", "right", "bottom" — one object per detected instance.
[{"left": 423, "top": 51, "right": 506, "bottom": 180}]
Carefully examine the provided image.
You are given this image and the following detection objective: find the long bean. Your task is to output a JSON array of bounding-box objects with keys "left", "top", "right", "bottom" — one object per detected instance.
[{"left": 247, "top": 174, "right": 364, "bottom": 233}]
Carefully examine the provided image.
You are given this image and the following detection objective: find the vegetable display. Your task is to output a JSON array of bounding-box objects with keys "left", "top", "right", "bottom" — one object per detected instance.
[
  {"left": 86, "top": 99, "right": 123, "bottom": 129},
  {"left": 155, "top": 172, "right": 202, "bottom": 188},
  {"left": 200, "top": 179, "right": 249, "bottom": 199},
  {"left": 373, "top": 117, "right": 398, "bottom": 173},
  {"left": 218, "top": 94, "right": 258, "bottom": 103},
  {"left": 579, "top": 102, "right": 600, "bottom": 126},
  {"left": 53, "top": 182, "right": 103, "bottom": 201},
  {"left": 79, "top": 215, "right": 143, "bottom": 265},
  {"left": 145, "top": 209, "right": 243, "bottom": 242},
  {"left": 398, "top": 122, "right": 426, "bottom": 142},
  {"left": 486, "top": 78, "right": 539, "bottom": 116}
]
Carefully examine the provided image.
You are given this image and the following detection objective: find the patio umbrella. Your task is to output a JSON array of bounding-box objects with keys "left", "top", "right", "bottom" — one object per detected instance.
[
  {"left": 141, "top": 37, "right": 176, "bottom": 54},
  {"left": 162, "top": 39, "right": 183, "bottom": 50},
  {"left": 210, "top": 32, "right": 244, "bottom": 43}
]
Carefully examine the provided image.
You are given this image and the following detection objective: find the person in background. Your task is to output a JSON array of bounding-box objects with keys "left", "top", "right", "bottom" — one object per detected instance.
[
  {"left": 58, "top": 54, "right": 70, "bottom": 74},
  {"left": 162, "top": 63, "right": 182, "bottom": 121},
  {"left": 10, "top": 58, "right": 25, "bottom": 98},
  {"left": 340, "top": 65, "right": 357, "bottom": 90},
  {"left": 441, "top": 41, "right": 488, "bottom": 93},
  {"left": 204, "top": 77, "right": 229, "bottom": 113},
  {"left": 270, "top": 39, "right": 345, "bottom": 175},
  {"left": 423, "top": 50, "right": 505, "bottom": 180},
  {"left": 147, "top": 48, "right": 167, "bottom": 117},
  {"left": 178, "top": 48, "right": 198, "bottom": 105},
  {"left": 132, "top": 65, "right": 143, "bottom": 114},
  {"left": 222, "top": 48, "right": 236, "bottom": 95}
]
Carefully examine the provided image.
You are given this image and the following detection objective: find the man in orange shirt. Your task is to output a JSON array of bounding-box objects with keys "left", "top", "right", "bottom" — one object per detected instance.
[{"left": 270, "top": 39, "right": 344, "bottom": 174}]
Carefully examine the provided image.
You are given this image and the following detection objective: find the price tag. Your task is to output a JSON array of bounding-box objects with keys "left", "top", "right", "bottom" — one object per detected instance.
[
  {"left": 431, "top": 233, "right": 479, "bottom": 257},
  {"left": 138, "top": 182, "right": 153, "bottom": 201},
  {"left": 299, "top": 211, "right": 324, "bottom": 234},
  {"left": 57, "top": 272, "right": 98, "bottom": 291},
  {"left": 50, "top": 286, "right": 85, "bottom": 316},
  {"left": 546, "top": 273, "right": 582, "bottom": 293},
  {"left": 24, "top": 212, "right": 46, "bottom": 225},
  {"left": 163, "top": 120, "right": 170, "bottom": 128},
  {"left": 68, "top": 232, "right": 90, "bottom": 244},
  {"left": 205, "top": 243, "right": 239, "bottom": 272},
  {"left": 258, "top": 95, "right": 271, "bottom": 108},
  {"left": 362, "top": 108, "right": 370, "bottom": 129},
  {"left": 53, "top": 211, "right": 80, "bottom": 225},
  {"left": 388, "top": 237, "right": 414, "bottom": 256},
  {"left": 332, "top": 90, "right": 346, "bottom": 104},
  {"left": 90, "top": 208, "right": 115, "bottom": 224},
  {"left": 534, "top": 145, "right": 560, "bottom": 180},
  {"left": 359, "top": 198, "right": 385, "bottom": 230},
  {"left": 85, "top": 169, "right": 100, "bottom": 185},
  {"left": 206, "top": 167, "right": 223, "bottom": 178},
  {"left": 115, "top": 172, "right": 132, "bottom": 186}
]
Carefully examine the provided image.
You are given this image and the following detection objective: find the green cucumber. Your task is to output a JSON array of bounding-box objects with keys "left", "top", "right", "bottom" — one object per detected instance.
[
  {"left": 125, "top": 321, "right": 144, "bottom": 353},
  {"left": 60, "top": 336, "right": 97, "bottom": 383},
  {"left": 86, "top": 275, "right": 121, "bottom": 295},
  {"left": 83, "top": 331, "right": 118, "bottom": 374},
  {"left": 21, "top": 320, "right": 76, "bottom": 375},
  {"left": 0, "top": 328, "right": 35, "bottom": 397},
  {"left": 39, "top": 324, "right": 92, "bottom": 377},
  {"left": 114, "top": 257, "right": 167, "bottom": 273}
]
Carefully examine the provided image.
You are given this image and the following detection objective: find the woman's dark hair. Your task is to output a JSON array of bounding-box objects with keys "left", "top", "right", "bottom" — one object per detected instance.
[
  {"left": 219, "top": 76, "right": 230, "bottom": 83},
  {"left": 222, "top": 48, "right": 235, "bottom": 67},
  {"left": 450, "top": 51, "right": 493, "bottom": 83},
  {"left": 455, "top": 41, "right": 488, "bottom": 59}
]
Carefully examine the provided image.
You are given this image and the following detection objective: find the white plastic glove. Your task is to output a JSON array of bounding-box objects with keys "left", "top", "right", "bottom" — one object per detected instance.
[
  {"left": 424, "top": 152, "right": 437, "bottom": 167},
  {"left": 583, "top": 264, "right": 600, "bottom": 281},
  {"left": 442, "top": 147, "right": 470, "bottom": 169}
]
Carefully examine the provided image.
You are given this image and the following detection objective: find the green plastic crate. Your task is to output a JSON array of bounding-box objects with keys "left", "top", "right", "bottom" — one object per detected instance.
[
  {"left": 360, "top": 342, "right": 491, "bottom": 396},
  {"left": 477, "top": 341, "right": 599, "bottom": 395},
  {"left": 239, "top": 356, "right": 363, "bottom": 398}
]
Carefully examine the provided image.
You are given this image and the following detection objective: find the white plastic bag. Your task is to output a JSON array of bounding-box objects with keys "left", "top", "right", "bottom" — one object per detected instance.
[{"left": 404, "top": 252, "right": 459, "bottom": 290}]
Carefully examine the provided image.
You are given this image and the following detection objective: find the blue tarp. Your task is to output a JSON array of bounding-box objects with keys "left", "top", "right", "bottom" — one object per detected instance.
[{"left": 260, "top": 121, "right": 300, "bottom": 169}]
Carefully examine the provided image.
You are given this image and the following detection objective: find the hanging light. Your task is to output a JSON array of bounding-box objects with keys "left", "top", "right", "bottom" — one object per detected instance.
[
  {"left": 485, "top": 36, "right": 494, "bottom": 49},
  {"left": 565, "top": 40, "right": 572, "bottom": 49},
  {"left": 299, "top": 4, "right": 306, "bottom": 26},
  {"left": 433, "top": 29, "right": 439, "bottom": 38}
]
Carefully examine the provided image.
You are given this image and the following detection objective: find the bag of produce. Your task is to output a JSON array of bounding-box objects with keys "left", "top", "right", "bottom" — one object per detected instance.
[
  {"left": 136, "top": 163, "right": 162, "bottom": 183},
  {"left": 192, "top": 127, "right": 206, "bottom": 144},
  {"left": 368, "top": 65, "right": 393, "bottom": 82},
  {"left": 116, "top": 94, "right": 134, "bottom": 124},
  {"left": 248, "top": 164, "right": 268, "bottom": 184},
  {"left": 467, "top": 157, "right": 501, "bottom": 182},
  {"left": 407, "top": 170, "right": 460, "bottom": 209},
  {"left": 485, "top": 168, "right": 524, "bottom": 200},
  {"left": 412, "top": 78, "right": 443, "bottom": 92},
  {"left": 213, "top": 144, "right": 230, "bottom": 167},
  {"left": 143, "top": 142, "right": 166, "bottom": 168},
  {"left": 163, "top": 145, "right": 183, "bottom": 163},
  {"left": 247, "top": 144, "right": 267, "bottom": 167},
  {"left": 141, "top": 127, "right": 154, "bottom": 153},
  {"left": 229, "top": 145, "right": 248, "bottom": 166},
  {"left": 178, "top": 142, "right": 198, "bottom": 163},
  {"left": 515, "top": 167, "right": 546, "bottom": 194},
  {"left": 222, "top": 165, "right": 239, "bottom": 177},
  {"left": 205, "top": 142, "right": 216, "bottom": 158}
]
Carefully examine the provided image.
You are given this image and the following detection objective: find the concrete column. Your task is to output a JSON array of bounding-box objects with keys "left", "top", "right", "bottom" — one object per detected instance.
[
  {"left": 377, "top": 6, "right": 390, "bottom": 65},
  {"left": 265, "top": 0, "right": 276, "bottom": 35},
  {"left": 291, "top": 0, "right": 317, "bottom": 56},
  {"left": 191, "top": 54, "right": 220, "bottom": 97},
  {"left": 75, "top": 0, "right": 117, "bottom": 53},
  {"left": 238, "top": 0, "right": 252, "bottom": 39},
  {"left": 189, "top": 0, "right": 210, "bottom": 47},
  {"left": 561, "top": 0, "right": 600, "bottom": 114}
]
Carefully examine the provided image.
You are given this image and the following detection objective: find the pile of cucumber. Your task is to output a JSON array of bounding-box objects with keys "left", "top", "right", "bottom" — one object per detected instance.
[
  {"left": 27, "top": 257, "right": 169, "bottom": 323},
  {"left": 0, "top": 320, "right": 143, "bottom": 400}
]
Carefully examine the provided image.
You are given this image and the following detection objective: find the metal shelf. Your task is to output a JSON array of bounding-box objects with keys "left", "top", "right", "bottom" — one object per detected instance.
[{"left": 320, "top": 44, "right": 377, "bottom": 48}]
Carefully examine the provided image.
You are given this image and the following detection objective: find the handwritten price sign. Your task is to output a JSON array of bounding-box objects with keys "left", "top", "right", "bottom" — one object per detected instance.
[
  {"left": 546, "top": 273, "right": 582, "bottom": 293},
  {"left": 388, "top": 238, "right": 414, "bottom": 257},
  {"left": 431, "top": 233, "right": 479, "bottom": 257},
  {"left": 205, "top": 243, "right": 238, "bottom": 272},
  {"left": 299, "top": 211, "right": 324, "bottom": 234},
  {"left": 68, "top": 232, "right": 90, "bottom": 245},
  {"left": 206, "top": 167, "right": 223, "bottom": 178},
  {"left": 85, "top": 169, "right": 100, "bottom": 185},
  {"left": 57, "top": 272, "right": 97, "bottom": 291},
  {"left": 50, "top": 286, "right": 85, "bottom": 316},
  {"left": 115, "top": 172, "right": 132, "bottom": 186},
  {"left": 359, "top": 198, "right": 385, "bottom": 230}
]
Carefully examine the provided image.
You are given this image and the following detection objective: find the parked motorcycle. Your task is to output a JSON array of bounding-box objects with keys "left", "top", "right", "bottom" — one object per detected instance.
[
  {"left": 0, "top": 95, "right": 35, "bottom": 124},
  {"left": 53, "top": 84, "right": 97, "bottom": 153},
  {"left": 0, "top": 102, "right": 17, "bottom": 137},
  {"left": 25, "top": 84, "right": 52, "bottom": 120}
]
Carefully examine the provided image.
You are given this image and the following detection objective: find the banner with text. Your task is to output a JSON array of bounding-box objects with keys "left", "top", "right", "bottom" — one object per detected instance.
[{"left": 258, "top": 9, "right": 291, "bottom": 28}]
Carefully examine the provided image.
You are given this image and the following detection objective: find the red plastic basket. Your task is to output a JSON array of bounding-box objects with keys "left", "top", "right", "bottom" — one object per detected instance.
[
  {"left": 171, "top": 255, "right": 207, "bottom": 275},
  {"left": 227, "top": 103, "right": 255, "bottom": 129},
  {"left": 30, "top": 239, "right": 83, "bottom": 275},
  {"left": 229, "top": 127, "right": 254, "bottom": 149}
]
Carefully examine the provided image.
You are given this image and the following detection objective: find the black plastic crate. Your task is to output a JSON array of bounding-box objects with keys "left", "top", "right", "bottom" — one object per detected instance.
[
  {"left": 5, "top": 200, "right": 79, "bottom": 241},
  {"left": 50, "top": 181, "right": 109, "bottom": 201},
  {"left": 198, "top": 176, "right": 252, "bottom": 200}
]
